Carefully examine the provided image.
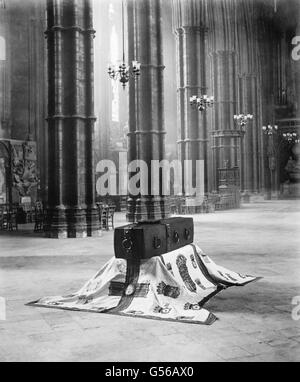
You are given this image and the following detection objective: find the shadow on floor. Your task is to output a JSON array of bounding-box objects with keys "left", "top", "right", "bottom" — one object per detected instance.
[
  {"left": 0, "top": 226, "right": 44, "bottom": 238},
  {"left": 206, "top": 280, "right": 296, "bottom": 315}
]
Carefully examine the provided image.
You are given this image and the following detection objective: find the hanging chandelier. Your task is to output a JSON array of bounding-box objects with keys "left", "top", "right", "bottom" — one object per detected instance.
[
  {"left": 262, "top": 124, "right": 278, "bottom": 135},
  {"left": 189, "top": 95, "right": 214, "bottom": 111},
  {"left": 107, "top": 0, "right": 141, "bottom": 89},
  {"left": 282, "top": 132, "right": 300, "bottom": 143},
  {"left": 234, "top": 114, "right": 253, "bottom": 129}
]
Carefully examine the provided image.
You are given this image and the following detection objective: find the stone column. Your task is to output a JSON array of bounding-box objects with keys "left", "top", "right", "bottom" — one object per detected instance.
[
  {"left": 126, "top": 0, "right": 138, "bottom": 221},
  {"left": 126, "top": 0, "right": 170, "bottom": 222},
  {"left": 172, "top": 0, "right": 209, "bottom": 209},
  {"left": 93, "top": 0, "right": 112, "bottom": 165},
  {"left": 236, "top": 0, "right": 264, "bottom": 196},
  {"left": 0, "top": 4, "right": 10, "bottom": 140},
  {"left": 257, "top": 3, "right": 278, "bottom": 199},
  {"left": 210, "top": 49, "right": 238, "bottom": 188},
  {"left": 291, "top": 4, "right": 300, "bottom": 126},
  {"left": 44, "top": 0, "right": 101, "bottom": 238},
  {"left": 207, "top": 0, "right": 239, "bottom": 192},
  {"left": 238, "top": 75, "right": 261, "bottom": 194}
]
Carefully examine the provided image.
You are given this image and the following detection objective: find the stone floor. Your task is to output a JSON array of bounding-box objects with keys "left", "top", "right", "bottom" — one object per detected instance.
[{"left": 0, "top": 199, "right": 300, "bottom": 362}]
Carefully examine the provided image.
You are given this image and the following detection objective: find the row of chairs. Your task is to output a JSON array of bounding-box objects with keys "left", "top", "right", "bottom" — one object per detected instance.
[
  {"left": 0, "top": 202, "right": 116, "bottom": 233},
  {"left": 33, "top": 202, "right": 44, "bottom": 232},
  {"left": 170, "top": 195, "right": 218, "bottom": 215},
  {"left": 96, "top": 203, "right": 115, "bottom": 231},
  {"left": 20, "top": 201, "right": 43, "bottom": 224},
  {"left": 0, "top": 205, "right": 18, "bottom": 231},
  {"left": 0, "top": 202, "right": 44, "bottom": 232},
  {"left": 215, "top": 193, "right": 240, "bottom": 210},
  {"left": 31, "top": 202, "right": 116, "bottom": 233}
]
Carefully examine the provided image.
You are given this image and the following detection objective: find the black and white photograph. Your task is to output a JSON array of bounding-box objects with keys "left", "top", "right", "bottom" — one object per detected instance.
[{"left": 0, "top": 0, "right": 300, "bottom": 364}]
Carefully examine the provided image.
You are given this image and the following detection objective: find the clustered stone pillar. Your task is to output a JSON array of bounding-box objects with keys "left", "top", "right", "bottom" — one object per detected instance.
[
  {"left": 208, "top": 0, "right": 241, "bottom": 194},
  {"left": 45, "top": 0, "right": 101, "bottom": 238},
  {"left": 236, "top": 0, "right": 263, "bottom": 196},
  {"left": 238, "top": 75, "right": 261, "bottom": 195},
  {"left": 171, "top": 0, "right": 299, "bottom": 200},
  {"left": 294, "top": 6, "right": 300, "bottom": 122},
  {"left": 257, "top": 2, "right": 281, "bottom": 199},
  {"left": 126, "top": 0, "right": 170, "bottom": 222},
  {"left": 172, "top": 0, "right": 209, "bottom": 209},
  {"left": 0, "top": 5, "right": 9, "bottom": 139},
  {"left": 210, "top": 49, "right": 238, "bottom": 189}
]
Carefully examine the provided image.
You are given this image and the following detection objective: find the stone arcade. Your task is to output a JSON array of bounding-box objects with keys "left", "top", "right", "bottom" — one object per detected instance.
[
  {"left": 0, "top": 0, "right": 300, "bottom": 363},
  {"left": 1, "top": 0, "right": 299, "bottom": 236}
]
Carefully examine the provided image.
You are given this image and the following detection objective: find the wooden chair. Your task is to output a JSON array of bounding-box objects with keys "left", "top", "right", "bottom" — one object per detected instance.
[
  {"left": 21, "top": 202, "right": 33, "bottom": 223},
  {"left": 7, "top": 206, "right": 18, "bottom": 231},
  {"left": 0, "top": 204, "right": 8, "bottom": 230},
  {"left": 180, "top": 204, "right": 188, "bottom": 215},
  {"left": 170, "top": 204, "right": 177, "bottom": 215},
  {"left": 34, "top": 203, "right": 44, "bottom": 232},
  {"left": 0, "top": 207, "right": 4, "bottom": 230},
  {"left": 100, "top": 204, "right": 115, "bottom": 231},
  {"left": 100, "top": 205, "right": 109, "bottom": 230},
  {"left": 35, "top": 201, "right": 43, "bottom": 210},
  {"left": 96, "top": 203, "right": 103, "bottom": 229},
  {"left": 107, "top": 205, "right": 116, "bottom": 230},
  {"left": 120, "top": 196, "right": 127, "bottom": 212}
]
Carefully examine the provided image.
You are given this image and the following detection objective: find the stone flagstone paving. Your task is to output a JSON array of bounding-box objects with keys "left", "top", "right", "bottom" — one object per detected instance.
[{"left": 0, "top": 200, "right": 300, "bottom": 361}]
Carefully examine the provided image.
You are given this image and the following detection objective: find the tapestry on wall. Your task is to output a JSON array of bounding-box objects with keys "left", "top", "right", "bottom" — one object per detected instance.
[
  {"left": 27, "top": 244, "right": 260, "bottom": 325},
  {"left": 11, "top": 141, "right": 38, "bottom": 197}
]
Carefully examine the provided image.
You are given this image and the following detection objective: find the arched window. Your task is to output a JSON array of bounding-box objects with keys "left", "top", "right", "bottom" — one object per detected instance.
[{"left": 0, "top": 36, "right": 6, "bottom": 61}]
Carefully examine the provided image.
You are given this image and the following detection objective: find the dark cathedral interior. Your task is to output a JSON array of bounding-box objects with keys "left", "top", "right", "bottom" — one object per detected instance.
[{"left": 0, "top": 0, "right": 300, "bottom": 363}]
